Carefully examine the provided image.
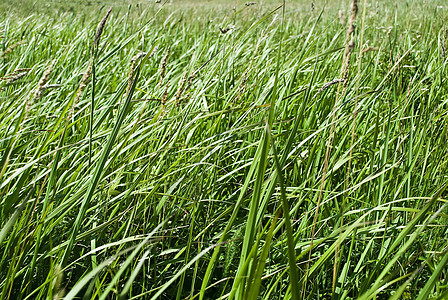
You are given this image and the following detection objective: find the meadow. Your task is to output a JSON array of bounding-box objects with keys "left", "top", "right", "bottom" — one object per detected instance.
[{"left": 1, "top": 0, "right": 447, "bottom": 299}]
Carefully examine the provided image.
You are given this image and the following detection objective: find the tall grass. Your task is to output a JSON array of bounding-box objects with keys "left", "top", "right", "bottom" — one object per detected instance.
[{"left": 1, "top": 0, "right": 447, "bottom": 299}]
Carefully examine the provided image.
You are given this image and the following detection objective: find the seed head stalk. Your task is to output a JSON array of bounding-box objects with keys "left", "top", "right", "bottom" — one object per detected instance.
[
  {"left": 305, "top": 0, "right": 358, "bottom": 297},
  {"left": 332, "top": 0, "right": 367, "bottom": 295}
]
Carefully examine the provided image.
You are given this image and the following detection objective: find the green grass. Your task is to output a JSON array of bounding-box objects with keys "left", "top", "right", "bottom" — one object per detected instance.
[{"left": 1, "top": 0, "right": 448, "bottom": 299}]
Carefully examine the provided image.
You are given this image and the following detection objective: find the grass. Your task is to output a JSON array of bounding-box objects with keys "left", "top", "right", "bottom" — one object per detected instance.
[{"left": 1, "top": 0, "right": 448, "bottom": 299}]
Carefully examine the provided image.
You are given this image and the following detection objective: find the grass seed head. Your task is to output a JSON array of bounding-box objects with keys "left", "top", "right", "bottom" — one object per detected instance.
[
  {"left": 127, "top": 48, "right": 157, "bottom": 95},
  {"left": 71, "top": 59, "right": 93, "bottom": 118},
  {"left": 347, "top": 0, "right": 358, "bottom": 40},
  {"left": 93, "top": 7, "right": 112, "bottom": 48},
  {"left": 338, "top": 10, "right": 346, "bottom": 26},
  {"left": 14, "top": 68, "right": 32, "bottom": 73},
  {"left": 34, "top": 59, "right": 57, "bottom": 100},
  {"left": 1, "top": 68, "right": 31, "bottom": 82},
  {"left": 175, "top": 72, "right": 196, "bottom": 107},
  {"left": 340, "top": 0, "right": 358, "bottom": 83},
  {"left": 161, "top": 81, "right": 170, "bottom": 107},
  {"left": 159, "top": 46, "right": 171, "bottom": 85},
  {"left": 158, "top": 81, "right": 171, "bottom": 119},
  {"left": 4, "top": 72, "right": 28, "bottom": 84},
  {"left": 0, "top": 40, "right": 26, "bottom": 58},
  {"left": 361, "top": 46, "right": 379, "bottom": 53},
  {"left": 313, "top": 79, "right": 344, "bottom": 99},
  {"left": 175, "top": 71, "right": 188, "bottom": 105},
  {"left": 234, "top": 70, "right": 249, "bottom": 103},
  {"left": 441, "top": 27, "right": 447, "bottom": 59}
]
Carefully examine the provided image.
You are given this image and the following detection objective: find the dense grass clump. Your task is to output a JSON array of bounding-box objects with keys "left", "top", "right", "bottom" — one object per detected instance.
[{"left": 1, "top": 0, "right": 448, "bottom": 299}]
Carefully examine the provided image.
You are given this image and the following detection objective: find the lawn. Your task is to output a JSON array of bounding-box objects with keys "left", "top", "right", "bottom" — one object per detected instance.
[{"left": 1, "top": 0, "right": 447, "bottom": 299}]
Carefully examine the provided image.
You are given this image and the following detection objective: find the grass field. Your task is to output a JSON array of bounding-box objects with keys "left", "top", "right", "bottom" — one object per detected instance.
[{"left": 1, "top": 0, "right": 448, "bottom": 299}]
